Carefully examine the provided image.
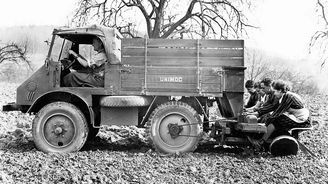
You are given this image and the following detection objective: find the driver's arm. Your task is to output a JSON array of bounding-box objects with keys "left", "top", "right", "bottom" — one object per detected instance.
[{"left": 68, "top": 50, "right": 90, "bottom": 68}]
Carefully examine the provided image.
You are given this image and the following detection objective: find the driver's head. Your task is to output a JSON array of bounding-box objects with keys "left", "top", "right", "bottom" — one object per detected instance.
[{"left": 92, "top": 37, "right": 104, "bottom": 52}]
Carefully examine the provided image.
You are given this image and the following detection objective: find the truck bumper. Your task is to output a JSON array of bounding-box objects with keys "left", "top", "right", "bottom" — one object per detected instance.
[{"left": 2, "top": 102, "right": 25, "bottom": 112}]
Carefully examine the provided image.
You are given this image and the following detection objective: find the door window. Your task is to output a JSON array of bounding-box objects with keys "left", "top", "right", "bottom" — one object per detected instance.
[{"left": 49, "top": 36, "right": 72, "bottom": 62}]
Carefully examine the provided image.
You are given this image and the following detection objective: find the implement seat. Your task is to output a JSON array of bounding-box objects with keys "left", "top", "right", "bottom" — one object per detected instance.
[{"left": 289, "top": 127, "right": 313, "bottom": 139}]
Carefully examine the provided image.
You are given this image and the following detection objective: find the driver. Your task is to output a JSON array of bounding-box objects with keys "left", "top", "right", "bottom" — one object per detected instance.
[{"left": 63, "top": 37, "right": 107, "bottom": 87}]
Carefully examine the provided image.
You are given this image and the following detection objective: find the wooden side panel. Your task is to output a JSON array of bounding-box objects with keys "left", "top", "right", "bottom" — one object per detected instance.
[
  {"left": 199, "top": 40, "right": 244, "bottom": 48},
  {"left": 120, "top": 38, "right": 244, "bottom": 97},
  {"left": 122, "top": 39, "right": 244, "bottom": 48},
  {"left": 146, "top": 67, "right": 197, "bottom": 93},
  {"left": 122, "top": 47, "right": 243, "bottom": 57},
  {"left": 120, "top": 66, "right": 199, "bottom": 94},
  {"left": 120, "top": 66, "right": 225, "bottom": 95},
  {"left": 122, "top": 57, "right": 243, "bottom": 67}
]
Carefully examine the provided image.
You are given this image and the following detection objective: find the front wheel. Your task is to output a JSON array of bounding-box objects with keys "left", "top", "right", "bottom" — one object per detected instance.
[
  {"left": 32, "top": 102, "right": 89, "bottom": 153},
  {"left": 146, "top": 101, "right": 202, "bottom": 154}
]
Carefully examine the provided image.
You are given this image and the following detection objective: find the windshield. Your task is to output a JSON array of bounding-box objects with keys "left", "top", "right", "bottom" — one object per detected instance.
[{"left": 49, "top": 35, "right": 72, "bottom": 62}]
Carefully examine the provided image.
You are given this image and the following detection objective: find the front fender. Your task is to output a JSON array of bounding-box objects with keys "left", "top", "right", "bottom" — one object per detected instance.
[{"left": 27, "top": 89, "right": 94, "bottom": 126}]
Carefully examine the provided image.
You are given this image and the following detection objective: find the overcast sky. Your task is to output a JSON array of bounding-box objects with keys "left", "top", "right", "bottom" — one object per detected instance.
[
  {"left": 0, "top": 0, "right": 319, "bottom": 60},
  {"left": 0, "top": 0, "right": 76, "bottom": 27},
  {"left": 249, "top": 0, "right": 317, "bottom": 59}
]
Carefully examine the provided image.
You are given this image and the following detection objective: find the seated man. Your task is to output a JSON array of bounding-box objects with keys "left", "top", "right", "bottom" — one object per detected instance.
[
  {"left": 245, "top": 82, "right": 266, "bottom": 112},
  {"left": 251, "top": 78, "right": 280, "bottom": 123},
  {"left": 244, "top": 80, "right": 260, "bottom": 109},
  {"left": 244, "top": 78, "right": 280, "bottom": 124},
  {"left": 251, "top": 80, "right": 311, "bottom": 149},
  {"left": 63, "top": 37, "right": 107, "bottom": 87}
]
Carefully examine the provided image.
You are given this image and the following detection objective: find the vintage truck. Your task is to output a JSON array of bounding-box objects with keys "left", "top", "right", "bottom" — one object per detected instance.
[{"left": 2, "top": 25, "right": 311, "bottom": 156}]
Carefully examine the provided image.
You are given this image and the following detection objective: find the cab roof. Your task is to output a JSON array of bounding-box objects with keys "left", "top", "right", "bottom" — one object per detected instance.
[
  {"left": 53, "top": 24, "right": 122, "bottom": 44},
  {"left": 54, "top": 24, "right": 108, "bottom": 36}
]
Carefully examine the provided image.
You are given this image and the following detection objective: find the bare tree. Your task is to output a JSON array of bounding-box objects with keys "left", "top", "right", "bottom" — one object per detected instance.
[
  {"left": 244, "top": 49, "right": 319, "bottom": 94},
  {"left": 310, "top": 0, "right": 328, "bottom": 67},
  {"left": 245, "top": 48, "right": 270, "bottom": 81},
  {"left": 0, "top": 41, "right": 30, "bottom": 68},
  {"left": 73, "top": 0, "right": 255, "bottom": 38},
  {"left": 272, "top": 69, "right": 319, "bottom": 94}
]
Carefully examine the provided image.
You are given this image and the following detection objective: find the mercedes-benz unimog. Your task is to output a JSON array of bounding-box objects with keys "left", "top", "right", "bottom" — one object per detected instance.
[{"left": 3, "top": 25, "right": 311, "bottom": 155}]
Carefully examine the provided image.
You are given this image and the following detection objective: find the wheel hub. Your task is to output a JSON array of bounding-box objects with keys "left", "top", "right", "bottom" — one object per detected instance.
[
  {"left": 168, "top": 123, "right": 183, "bottom": 139},
  {"left": 43, "top": 114, "right": 75, "bottom": 148},
  {"left": 54, "top": 127, "right": 63, "bottom": 135}
]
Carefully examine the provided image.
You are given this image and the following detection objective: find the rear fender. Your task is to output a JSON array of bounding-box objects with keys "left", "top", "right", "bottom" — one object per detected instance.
[{"left": 27, "top": 89, "right": 94, "bottom": 126}]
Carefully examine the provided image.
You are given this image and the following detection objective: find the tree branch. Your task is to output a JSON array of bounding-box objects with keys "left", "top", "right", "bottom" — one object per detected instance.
[
  {"left": 318, "top": 0, "right": 328, "bottom": 25},
  {"left": 0, "top": 42, "right": 31, "bottom": 69},
  {"left": 72, "top": 0, "right": 255, "bottom": 39},
  {"left": 161, "top": 0, "right": 198, "bottom": 38}
]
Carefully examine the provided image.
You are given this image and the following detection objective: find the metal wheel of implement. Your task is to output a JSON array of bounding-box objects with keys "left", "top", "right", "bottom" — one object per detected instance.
[
  {"left": 270, "top": 135, "right": 299, "bottom": 156},
  {"left": 32, "top": 102, "right": 89, "bottom": 153},
  {"left": 146, "top": 101, "right": 202, "bottom": 154}
]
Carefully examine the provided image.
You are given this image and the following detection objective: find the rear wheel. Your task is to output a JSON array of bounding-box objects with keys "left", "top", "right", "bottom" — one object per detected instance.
[
  {"left": 32, "top": 102, "right": 89, "bottom": 153},
  {"left": 146, "top": 101, "right": 202, "bottom": 154}
]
